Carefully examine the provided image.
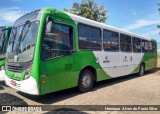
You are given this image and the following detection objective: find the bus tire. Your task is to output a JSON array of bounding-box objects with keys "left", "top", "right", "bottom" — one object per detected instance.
[
  {"left": 78, "top": 69, "right": 94, "bottom": 93},
  {"left": 139, "top": 64, "right": 145, "bottom": 76}
]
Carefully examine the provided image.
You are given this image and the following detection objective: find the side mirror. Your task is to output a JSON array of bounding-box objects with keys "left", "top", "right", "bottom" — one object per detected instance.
[{"left": 45, "top": 21, "right": 52, "bottom": 33}]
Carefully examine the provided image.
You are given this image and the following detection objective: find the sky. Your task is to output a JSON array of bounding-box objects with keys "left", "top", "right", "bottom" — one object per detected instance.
[{"left": 0, "top": 0, "right": 160, "bottom": 42}]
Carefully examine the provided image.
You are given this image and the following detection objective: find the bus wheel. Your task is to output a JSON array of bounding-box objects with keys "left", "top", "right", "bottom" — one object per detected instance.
[
  {"left": 78, "top": 69, "right": 94, "bottom": 93},
  {"left": 139, "top": 64, "right": 144, "bottom": 76}
]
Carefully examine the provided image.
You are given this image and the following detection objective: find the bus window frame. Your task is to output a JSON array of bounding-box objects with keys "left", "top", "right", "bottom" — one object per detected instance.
[
  {"left": 78, "top": 23, "right": 102, "bottom": 51},
  {"left": 41, "top": 17, "right": 75, "bottom": 61},
  {"left": 6, "top": 20, "right": 39, "bottom": 64},
  {"left": 103, "top": 29, "right": 120, "bottom": 52},
  {"left": 132, "top": 36, "right": 142, "bottom": 53},
  {"left": 141, "top": 39, "right": 149, "bottom": 53},
  {"left": 150, "top": 41, "right": 157, "bottom": 53},
  {"left": 120, "top": 33, "right": 132, "bottom": 53}
]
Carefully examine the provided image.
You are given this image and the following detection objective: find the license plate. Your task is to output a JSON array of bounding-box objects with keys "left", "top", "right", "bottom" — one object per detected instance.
[{"left": 11, "top": 80, "right": 16, "bottom": 86}]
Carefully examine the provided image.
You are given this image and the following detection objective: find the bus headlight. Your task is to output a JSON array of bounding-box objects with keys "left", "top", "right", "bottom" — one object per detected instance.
[
  {"left": 1, "top": 66, "right": 5, "bottom": 70},
  {"left": 24, "top": 65, "right": 32, "bottom": 79}
]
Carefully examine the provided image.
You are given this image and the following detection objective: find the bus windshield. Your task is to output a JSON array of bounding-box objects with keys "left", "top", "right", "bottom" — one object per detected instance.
[
  {"left": 0, "top": 30, "right": 7, "bottom": 58},
  {"left": 6, "top": 21, "right": 39, "bottom": 63},
  {"left": 0, "top": 27, "right": 5, "bottom": 33}
]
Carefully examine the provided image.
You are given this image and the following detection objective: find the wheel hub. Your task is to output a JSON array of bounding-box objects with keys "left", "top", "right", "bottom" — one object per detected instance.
[{"left": 82, "top": 74, "right": 91, "bottom": 88}]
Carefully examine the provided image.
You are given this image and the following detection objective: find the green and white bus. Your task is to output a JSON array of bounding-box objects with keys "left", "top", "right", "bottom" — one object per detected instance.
[
  {"left": 0, "top": 26, "right": 12, "bottom": 81},
  {"left": 5, "top": 8, "right": 157, "bottom": 95}
]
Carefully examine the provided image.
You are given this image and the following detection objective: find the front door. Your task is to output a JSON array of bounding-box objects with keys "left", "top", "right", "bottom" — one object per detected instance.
[{"left": 40, "top": 16, "right": 75, "bottom": 94}]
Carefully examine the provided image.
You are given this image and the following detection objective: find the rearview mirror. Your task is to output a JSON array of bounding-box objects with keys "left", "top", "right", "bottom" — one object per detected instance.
[{"left": 45, "top": 21, "right": 52, "bottom": 33}]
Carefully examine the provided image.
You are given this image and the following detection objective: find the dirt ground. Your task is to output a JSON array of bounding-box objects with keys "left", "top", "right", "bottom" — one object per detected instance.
[{"left": 0, "top": 60, "right": 160, "bottom": 114}]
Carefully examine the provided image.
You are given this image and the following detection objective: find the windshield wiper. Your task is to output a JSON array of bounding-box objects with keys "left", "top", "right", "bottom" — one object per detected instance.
[
  {"left": 9, "top": 26, "right": 16, "bottom": 45},
  {"left": 16, "top": 20, "right": 30, "bottom": 54},
  {"left": 18, "top": 20, "right": 30, "bottom": 41},
  {"left": 21, "top": 22, "right": 31, "bottom": 42},
  {"left": 9, "top": 27, "right": 17, "bottom": 51},
  {"left": 0, "top": 30, "right": 7, "bottom": 54}
]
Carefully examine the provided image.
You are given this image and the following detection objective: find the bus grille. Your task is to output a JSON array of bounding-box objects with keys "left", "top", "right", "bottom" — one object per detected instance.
[{"left": 6, "top": 65, "right": 23, "bottom": 73}]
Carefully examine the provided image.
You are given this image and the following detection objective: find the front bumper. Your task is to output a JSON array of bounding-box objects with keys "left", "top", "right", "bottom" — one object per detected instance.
[{"left": 5, "top": 75, "right": 39, "bottom": 95}]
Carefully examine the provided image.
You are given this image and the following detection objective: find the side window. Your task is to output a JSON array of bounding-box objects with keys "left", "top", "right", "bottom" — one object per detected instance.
[
  {"left": 4, "top": 29, "right": 11, "bottom": 53},
  {"left": 78, "top": 24, "right": 101, "bottom": 50},
  {"left": 103, "top": 30, "right": 119, "bottom": 51},
  {"left": 120, "top": 34, "right": 132, "bottom": 52},
  {"left": 132, "top": 37, "right": 141, "bottom": 53},
  {"left": 0, "top": 30, "right": 5, "bottom": 49},
  {"left": 42, "top": 21, "right": 74, "bottom": 60},
  {"left": 151, "top": 41, "right": 157, "bottom": 53},
  {"left": 148, "top": 41, "right": 153, "bottom": 53},
  {"left": 142, "top": 40, "right": 149, "bottom": 53}
]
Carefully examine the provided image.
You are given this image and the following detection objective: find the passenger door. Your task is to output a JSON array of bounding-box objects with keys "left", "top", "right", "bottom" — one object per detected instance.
[{"left": 40, "top": 17, "right": 76, "bottom": 94}]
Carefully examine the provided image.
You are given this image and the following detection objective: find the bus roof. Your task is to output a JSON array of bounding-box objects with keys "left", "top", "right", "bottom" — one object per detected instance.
[
  {"left": 65, "top": 12, "right": 151, "bottom": 40},
  {"left": 17, "top": 7, "right": 151, "bottom": 41}
]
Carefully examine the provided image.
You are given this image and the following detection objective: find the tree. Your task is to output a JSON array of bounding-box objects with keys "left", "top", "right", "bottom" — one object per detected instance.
[{"left": 64, "top": 0, "right": 108, "bottom": 23}]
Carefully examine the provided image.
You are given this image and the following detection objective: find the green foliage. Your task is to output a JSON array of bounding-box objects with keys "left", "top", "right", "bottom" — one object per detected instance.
[{"left": 63, "top": 0, "right": 108, "bottom": 23}]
